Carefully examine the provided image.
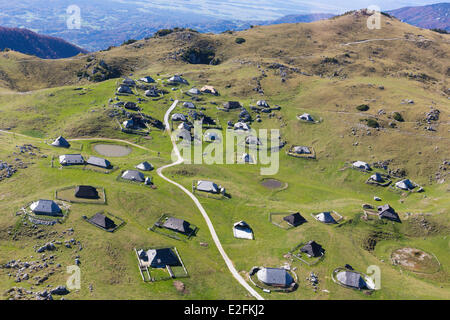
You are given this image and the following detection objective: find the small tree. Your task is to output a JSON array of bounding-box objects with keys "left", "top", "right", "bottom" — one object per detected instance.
[
  {"left": 235, "top": 37, "right": 246, "bottom": 44},
  {"left": 356, "top": 104, "right": 370, "bottom": 111},
  {"left": 393, "top": 112, "right": 404, "bottom": 122}
]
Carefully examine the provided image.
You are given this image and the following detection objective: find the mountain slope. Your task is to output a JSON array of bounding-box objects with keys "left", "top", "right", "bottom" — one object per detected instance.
[
  {"left": 0, "top": 10, "right": 448, "bottom": 92},
  {"left": 270, "top": 13, "right": 335, "bottom": 24},
  {"left": 0, "top": 26, "right": 87, "bottom": 59},
  {"left": 388, "top": 2, "right": 450, "bottom": 31}
]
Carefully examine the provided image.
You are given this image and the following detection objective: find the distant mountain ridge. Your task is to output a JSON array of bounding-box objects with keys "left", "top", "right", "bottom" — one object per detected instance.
[
  {"left": 270, "top": 13, "right": 335, "bottom": 24},
  {"left": 0, "top": 26, "right": 87, "bottom": 59},
  {"left": 387, "top": 2, "right": 450, "bottom": 31}
]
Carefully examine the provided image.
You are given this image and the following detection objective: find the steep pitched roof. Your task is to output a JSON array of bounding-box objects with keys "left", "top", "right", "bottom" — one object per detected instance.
[
  {"left": 139, "top": 248, "right": 181, "bottom": 268},
  {"left": 370, "top": 172, "right": 384, "bottom": 182},
  {"left": 196, "top": 180, "right": 220, "bottom": 193},
  {"left": 117, "top": 85, "right": 133, "bottom": 94},
  {"left": 89, "top": 212, "right": 116, "bottom": 230},
  {"left": 188, "top": 87, "right": 201, "bottom": 95},
  {"left": 122, "top": 78, "right": 136, "bottom": 86},
  {"left": 298, "top": 113, "right": 314, "bottom": 121},
  {"left": 257, "top": 100, "right": 269, "bottom": 107},
  {"left": 59, "top": 154, "right": 84, "bottom": 165},
  {"left": 256, "top": 268, "right": 294, "bottom": 287},
  {"left": 172, "top": 113, "right": 186, "bottom": 121},
  {"left": 139, "top": 76, "right": 155, "bottom": 83},
  {"left": 30, "top": 200, "right": 61, "bottom": 215},
  {"left": 377, "top": 204, "right": 401, "bottom": 222},
  {"left": 315, "top": 212, "right": 337, "bottom": 224},
  {"left": 168, "top": 75, "right": 188, "bottom": 84},
  {"left": 161, "top": 217, "right": 193, "bottom": 235},
  {"left": 300, "top": 240, "right": 324, "bottom": 257},
  {"left": 283, "top": 212, "right": 307, "bottom": 227},
  {"left": 336, "top": 271, "right": 367, "bottom": 289},
  {"left": 136, "top": 161, "right": 153, "bottom": 171},
  {"left": 87, "top": 156, "right": 111, "bottom": 169},
  {"left": 51, "top": 136, "right": 70, "bottom": 148},
  {"left": 395, "top": 179, "right": 415, "bottom": 190},
  {"left": 75, "top": 186, "right": 99, "bottom": 199},
  {"left": 233, "top": 221, "right": 254, "bottom": 240},
  {"left": 121, "top": 170, "right": 145, "bottom": 182},
  {"left": 352, "top": 161, "right": 371, "bottom": 171},
  {"left": 293, "top": 146, "right": 311, "bottom": 154},
  {"left": 183, "top": 102, "right": 196, "bottom": 109}
]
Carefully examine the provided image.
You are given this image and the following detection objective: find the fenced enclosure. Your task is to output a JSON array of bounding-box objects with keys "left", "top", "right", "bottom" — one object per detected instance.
[
  {"left": 286, "top": 146, "right": 316, "bottom": 159},
  {"left": 134, "top": 247, "right": 189, "bottom": 282},
  {"left": 149, "top": 214, "right": 198, "bottom": 241},
  {"left": 55, "top": 185, "right": 107, "bottom": 204},
  {"left": 288, "top": 243, "right": 325, "bottom": 266},
  {"left": 83, "top": 211, "right": 125, "bottom": 233}
]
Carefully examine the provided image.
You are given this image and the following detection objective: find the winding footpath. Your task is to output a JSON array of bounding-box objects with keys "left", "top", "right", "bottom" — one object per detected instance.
[{"left": 156, "top": 100, "right": 264, "bottom": 300}]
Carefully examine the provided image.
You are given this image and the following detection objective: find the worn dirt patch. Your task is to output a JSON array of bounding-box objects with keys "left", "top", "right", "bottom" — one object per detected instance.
[
  {"left": 261, "top": 178, "right": 286, "bottom": 190},
  {"left": 391, "top": 247, "right": 440, "bottom": 273},
  {"left": 93, "top": 144, "right": 131, "bottom": 157}
]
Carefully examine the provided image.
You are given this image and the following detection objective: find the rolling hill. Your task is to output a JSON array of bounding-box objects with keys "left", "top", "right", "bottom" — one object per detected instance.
[
  {"left": 0, "top": 26, "right": 87, "bottom": 59},
  {"left": 0, "top": 10, "right": 448, "bottom": 301},
  {"left": 388, "top": 2, "right": 450, "bottom": 31}
]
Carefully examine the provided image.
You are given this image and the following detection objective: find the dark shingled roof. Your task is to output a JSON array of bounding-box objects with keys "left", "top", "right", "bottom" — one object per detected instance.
[
  {"left": 315, "top": 212, "right": 337, "bottom": 224},
  {"left": 283, "top": 212, "right": 307, "bottom": 227},
  {"left": 30, "top": 200, "right": 62, "bottom": 216},
  {"left": 136, "top": 161, "right": 153, "bottom": 171},
  {"left": 75, "top": 186, "right": 99, "bottom": 199},
  {"left": 336, "top": 271, "right": 367, "bottom": 289},
  {"left": 256, "top": 268, "right": 294, "bottom": 287},
  {"left": 161, "top": 217, "right": 193, "bottom": 235},
  {"left": 377, "top": 204, "right": 401, "bottom": 222},
  {"left": 59, "top": 154, "right": 84, "bottom": 165},
  {"left": 51, "top": 136, "right": 70, "bottom": 148},
  {"left": 89, "top": 212, "right": 117, "bottom": 230},
  {"left": 139, "top": 248, "right": 181, "bottom": 268},
  {"left": 300, "top": 240, "right": 324, "bottom": 257},
  {"left": 370, "top": 172, "right": 385, "bottom": 182},
  {"left": 121, "top": 170, "right": 145, "bottom": 182},
  {"left": 87, "top": 156, "right": 111, "bottom": 169}
]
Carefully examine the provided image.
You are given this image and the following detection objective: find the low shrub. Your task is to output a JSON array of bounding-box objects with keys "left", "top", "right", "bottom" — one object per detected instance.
[
  {"left": 235, "top": 37, "right": 246, "bottom": 44},
  {"left": 356, "top": 104, "right": 370, "bottom": 111},
  {"left": 122, "top": 39, "right": 137, "bottom": 46},
  {"left": 393, "top": 112, "right": 404, "bottom": 122},
  {"left": 361, "top": 118, "right": 379, "bottom": 128}
]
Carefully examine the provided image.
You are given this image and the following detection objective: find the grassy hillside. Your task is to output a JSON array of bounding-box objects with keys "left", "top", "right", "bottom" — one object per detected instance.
[{"left": 0, "top": 11, "right": 448, "bottom": 300}]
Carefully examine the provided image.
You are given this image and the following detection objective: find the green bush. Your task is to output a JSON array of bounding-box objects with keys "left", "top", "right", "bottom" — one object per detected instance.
[
  {"left": 356, "top": 104, "right": 370, "bottom": 111},
  {"left": 322, "top": 57, "right": 339, "bottom": 64},
  {"left": 235, "top": 37, "right": 246, "bottom": 44},
  {"left": 122, "top": 39, "right": 137, "bottom": 46},
  {"left": 155, "top": 29, "right": 173, "bottom": 37},
  {"left": 431, "top": 28, "right": 449, "bottom": 34},
  {"left": 366, "top": 119, "right": 380, "bottom": 128},
  {"left": 393, "top": 112, "right": 404, "bottom": 122}
]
